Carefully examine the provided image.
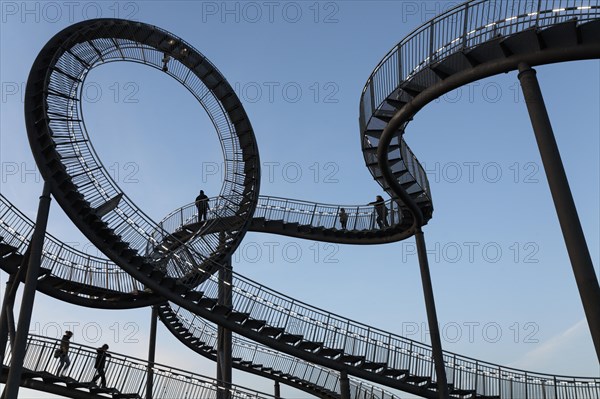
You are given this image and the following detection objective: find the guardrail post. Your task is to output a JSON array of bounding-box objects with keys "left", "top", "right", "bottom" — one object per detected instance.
[
  {"left": 462, "top": 4, "right": 469, "bottom": 49},
  {"left": 429, "top": 21, "right": 435, "bottom": 61},
  {"left": 518, "top": 63, "right": 600, "bottom": 363},
  {"left": 2, "top": 181, "right": 52, "bottom": 399}
]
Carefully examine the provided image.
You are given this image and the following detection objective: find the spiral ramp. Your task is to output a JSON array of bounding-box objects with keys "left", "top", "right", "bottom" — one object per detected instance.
[{"left": 1, "top": 1, "right": 600, "bottom": 399}]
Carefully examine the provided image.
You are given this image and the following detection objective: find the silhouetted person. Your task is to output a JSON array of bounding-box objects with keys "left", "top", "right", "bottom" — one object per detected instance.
[
  {"left": 56, "top": 330, "right": 73, "bottom": 377},
  {"left": 369, "top": 195, "right": 389, "bottom": 229},
  {"left": 91, "top": 344, "right": 111, "bottom": 388},
  {"left": 339, "top": 208, "right": 348, "bottom": 230},
  {"left": 195, "top": 190, "right": 210, "bottom": 222}
]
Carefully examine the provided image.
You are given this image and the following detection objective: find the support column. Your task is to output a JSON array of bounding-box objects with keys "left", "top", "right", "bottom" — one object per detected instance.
[
  {"left": 217, "top": 244, "right": 232, "bottom": 399},
  {"left": 0, "top": 274, "right": 18, "bottom": 366},
  {"left": 518, "top": 63, "right": 600, "bottom": 362},
  {"left": 415, "top": 229, "right": 449, "bottom": 399},
  {"left": 339, "top": 370, "right": 350, "bottom": 399},
  {"left": 273, "top": 381, "right": 281, "bottom": 399},
  {"left": 2, "top": 182, "right": 52, "bottom": 399},
  {"left": 146, "top": 305, "right": 158, "bottom": 399}
]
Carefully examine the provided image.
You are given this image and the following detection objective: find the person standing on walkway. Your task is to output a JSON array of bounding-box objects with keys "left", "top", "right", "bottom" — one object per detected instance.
[
  {"left": 56, "top": 330, "right": 73, "bottom": 377},
  {"left": 369, "top": 195, "right": 389, "bottom": 229},
  {"left": 195, "top": 190, "right": 210, "bottom": 222},
  {"left": 91, "top": 344, "right": 111, "bottom": 388},
  {"left": 339, "top": 208, "right": 348, "bottom": 230}
]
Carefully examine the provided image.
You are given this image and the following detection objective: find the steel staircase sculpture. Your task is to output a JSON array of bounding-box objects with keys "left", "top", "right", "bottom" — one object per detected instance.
[
  {"left": 1, "top": 1, "right": 599, "bottom": 398},
  {"left": 0, "top": 193, "right": 400, "bottom": 399}
]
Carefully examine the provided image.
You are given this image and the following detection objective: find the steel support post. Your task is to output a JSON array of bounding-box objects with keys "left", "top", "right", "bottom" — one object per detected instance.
[
  {"left": 2, "top": 182, "right": 52, "bottom": 399},
  {"left": 217, "top": 249, "right": 232, "bottom": 399},
  {"left": 518, "top": 63, "right": 600, "bottom": 361},
  {"left": 415, "top": 229, "right": 449, "bottom": 399},
  {"left": 146, "top": 305, "right": 158, "bottom": 399},
  {"left": 339, "top": 370, "right": 350, "bottom": 399},
  {"left": 0, "top": 274, "right": 18, "bottom": 366},
  {"left": 274, "top": 381, "right": 281, "bottom": 399}
]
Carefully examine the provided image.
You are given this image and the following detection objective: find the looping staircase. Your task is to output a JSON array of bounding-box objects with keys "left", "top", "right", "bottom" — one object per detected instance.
[{"left": 3, "top": 2, "right": 599, "bottom": 399}]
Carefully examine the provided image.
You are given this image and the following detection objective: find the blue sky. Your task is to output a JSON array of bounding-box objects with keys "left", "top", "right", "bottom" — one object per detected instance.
[{"left": 1, "top": 1, "right": 599, "bottom": 398}]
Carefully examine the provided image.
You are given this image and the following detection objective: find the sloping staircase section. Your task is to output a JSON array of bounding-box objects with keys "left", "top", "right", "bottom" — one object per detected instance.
[
  {"left": 0, "top": 194, "right": 156, "bottom": 309},
  {"left": 157, "top": 302, "right": 401, "bottom": 399},
  {"left": 25, "top": 18, "right": 260, "bottom": 299},
  {"left": 1, "top": 334, "right": 279, "bottom": 399},
  {"left": 360, "top": 7, "right": 600, "bottom": 218}
]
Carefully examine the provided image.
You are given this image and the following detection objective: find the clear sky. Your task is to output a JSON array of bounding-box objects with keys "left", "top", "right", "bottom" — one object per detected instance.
[{"left": 1, "top": 1, "right": 599, "bottom": 398}]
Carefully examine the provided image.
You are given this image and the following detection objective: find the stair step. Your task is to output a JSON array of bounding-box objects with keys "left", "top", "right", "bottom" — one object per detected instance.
[
  {"left": 361, "top": 361, "right": 386, "bottom": 371},
  {"left": 243, "top": 319, "right": 266, "bottom": 330},
  {"left": 259, "top": 326, "right": 284, "bottom": 338},
  {"left": 227, "top": 311, "right": 250, "bottom": 323},
  {"left": 198, "top": 297, "right": 217, "bottom": 308},
  {"left": 278, "top": 333, "right": 303, "bottom": 344},
  {"left": 212, "top": 304, "right": 232, "bottom": 315},
  {"left": 404, "top": 375, "right": 430, "bottom": 385},
  {"left": 318, "top": 347, "right": 343, "bottom": 358},
  {"left": 297, "top": 341, "right": 322, "bottom": 351},
  {"left": 338, "top": 354, "right": 364, "bottom": 364},
  {"left": 0, "top": 253, "right": 24, "bottom": 273},
  {"left": 380, "top": 368, "right": 408, "bottom": 378},
  {"left": 184, "top": 290, "right": 203, "bottom": 302},
  {"left": 0, "top": 243, "right": 17, "bottom": 257}
]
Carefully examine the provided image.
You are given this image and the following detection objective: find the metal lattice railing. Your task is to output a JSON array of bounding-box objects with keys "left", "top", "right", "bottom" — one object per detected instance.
[
  {"left": 35, "top": 19, "right": 259, "bottom": 285},
  {"left": 360, "top": 0, "right": 600, "bottom": 124},
  {"left": 163, "top": 303, "right": 403, "bottom": 399},
  {"left": 2, "top": 334, "right": 277, "bottom": 399},
  {"left": 0, "top": 194, "right": 142, "bottom": 295},
  {"left": 154, "top": 195, "right": 405, "bottom": 239},
  {"left": 359, "top": 0, "right": 600, "bottom": 218}
]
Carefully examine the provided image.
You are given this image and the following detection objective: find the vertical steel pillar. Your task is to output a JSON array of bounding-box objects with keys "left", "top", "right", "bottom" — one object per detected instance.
[
  {"left": 274, "top": 381, "right": 281, "bottom": 399},
  {"left": 415, "top": 229, "right": 449, "bottom": 399},
  {"left": 339, "top": 370, "right": 350, "bottom": 399},
  {"left": 217, "top": 239, "right": 232, "bottom": 399},
  {"left": 0, "top": 274, "right": 18, "bottom": 366},
  {"left": 2, "top": 182, "right": 52, "bottom": 399},
  {"left": 518, "top": 63, "right": 600, "bottom": 361},
  {"left": 146, "top": 305, "right": 158, "bottom": 399}
]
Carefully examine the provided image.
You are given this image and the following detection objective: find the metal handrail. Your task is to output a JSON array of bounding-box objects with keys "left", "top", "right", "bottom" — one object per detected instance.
[
  {"left": 0, "top": 194, "right": 142, "bottom": 295},
  {"left": 361, "top": 0, "right": 600, "bottom": 122},
  {"left": 163, "top": 303, "right": 402, "bottom": 399},
  {"left": 2, "top": 334, "right": 277, "bottom": 399},
  {"left": 155, "top": 196, "right": 404, "bottom": 239},
  {"left": 359, "top": 0, "right": 600, "bottom": 212}
]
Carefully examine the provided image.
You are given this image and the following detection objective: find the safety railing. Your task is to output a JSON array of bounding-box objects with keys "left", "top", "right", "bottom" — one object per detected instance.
[
  {"left": 0, "top": 194, "right": 143, "bottom": 295},
  {"left": 171, "top": 249, "right": 600, "bottom": 399},
  {"left": 360, "top": 0, "right": 600, "bottom": 126},
  {"left": 155, "top": 196, "right": 404, "bottom": 241},
  {"left": 2, "top": 334, "right": 277, "bottom": 399},
  {"left": 163, "top": 303, "right": 402, "bottom": 399},
  {"left": 36, "top": 20, "right": 258, "bottom": 285}
]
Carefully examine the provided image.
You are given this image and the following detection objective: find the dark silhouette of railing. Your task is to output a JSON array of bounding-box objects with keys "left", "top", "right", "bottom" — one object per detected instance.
[
  {"left": 0, "top": 194, "right": 144, "bottom": 298},
  {"left": 2, "top": 334, "right": 278, "bottom": 399},
  {"left": 16, "top": 9, "right": 600, "bottom": 399},
  {"left": 161, "top": 303, "right": 402, "bottom": 399},
  {"left": 360, "top": 0, "right": 600, "bottom": 123},
  {"left": 152, "top": 196, "right": 404, "bottom": 240}
]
